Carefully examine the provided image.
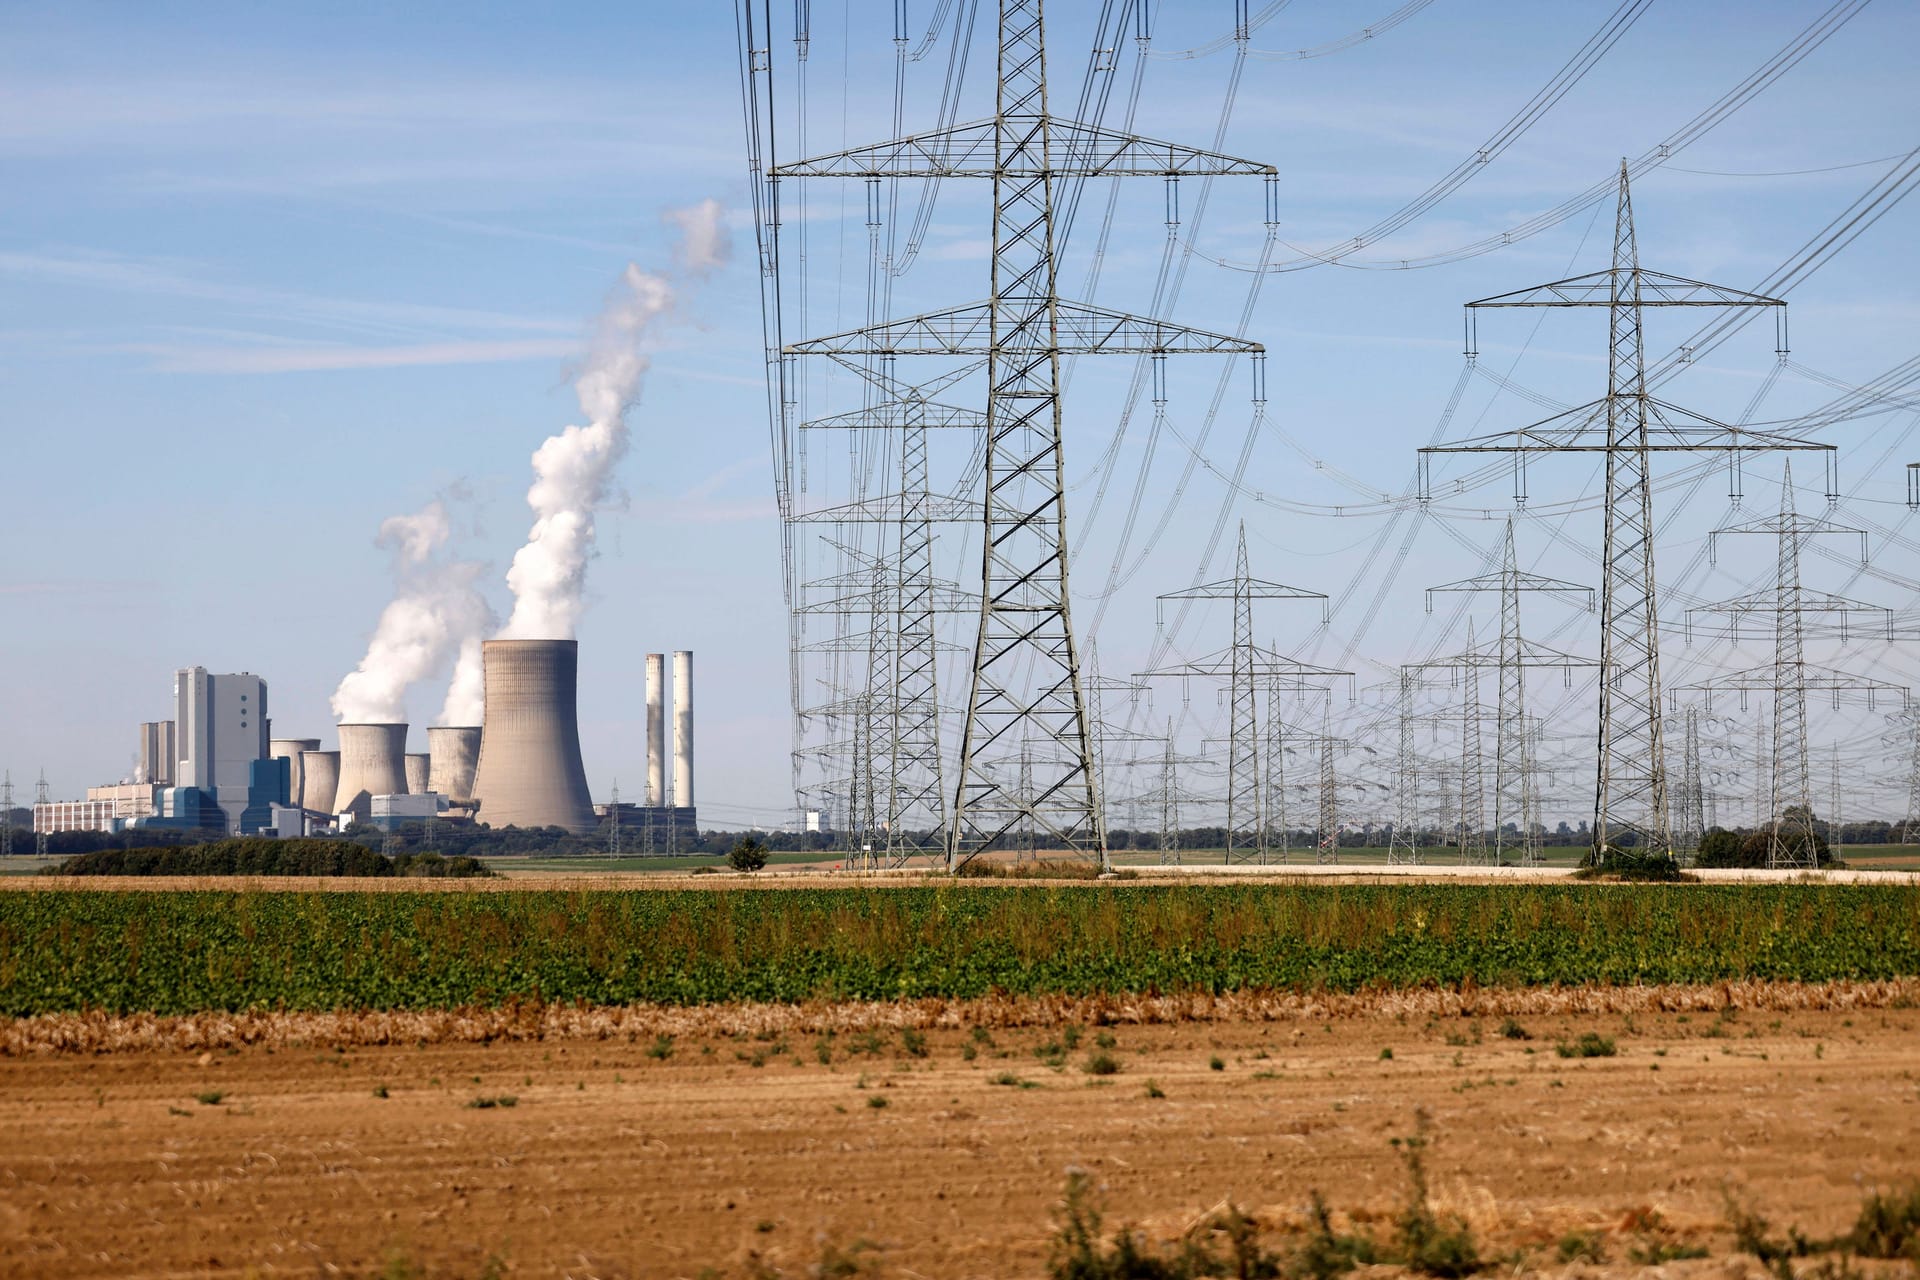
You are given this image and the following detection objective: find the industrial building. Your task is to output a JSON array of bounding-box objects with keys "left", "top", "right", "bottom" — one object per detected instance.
[
  {"left": 174, "top": 667, "right": 270, "bottom": 830},
  {"left": 470, "top": 638, "right": 597, "bottom": 833}
]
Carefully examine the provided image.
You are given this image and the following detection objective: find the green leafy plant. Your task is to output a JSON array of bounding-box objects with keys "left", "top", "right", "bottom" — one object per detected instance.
[{"left": 1555, "top": 1032, "right": 1617, "bottom": 1059}]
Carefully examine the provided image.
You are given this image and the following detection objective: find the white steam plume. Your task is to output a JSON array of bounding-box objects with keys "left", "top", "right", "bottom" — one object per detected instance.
[
  {"left": 331, "top": 497, "right": 495, "bottom": 724},
  {"left": 437, "top": 635, "right": 485, "bottom": 727},
  {"left": 499, "top": 200, "right": 731, "bottom": 640}
]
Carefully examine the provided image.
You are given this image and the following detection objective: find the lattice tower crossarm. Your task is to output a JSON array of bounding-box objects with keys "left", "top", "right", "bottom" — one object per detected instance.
[
  {"left": 1417, "top": 162, "right": 1831, "bottom": 865},
  {"left": 773, "top": 0, "right": 1276, "bottom": 869}
]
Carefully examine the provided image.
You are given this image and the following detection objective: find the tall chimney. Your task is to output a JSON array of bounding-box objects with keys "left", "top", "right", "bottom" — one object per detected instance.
[
  {"left": 270, "top": 737, "right": 321, "bottom": 809},
  {"left": 299, "top": 750, "right": 340, "bottom": 815},
  {"left": 334, "top": 723, "right": 409, "bottom": 820},
  {"left": 427, "top": 726, "right": 481, "bottom": 804},
  {"left": 645, "top": 653, "right": 666, "bottom": 807},
  {"left": 469, "top": 639, "right": 596, "bottom": 833},
  {"left": 672, "top": 650, "right": 693, "bottom": 810}
]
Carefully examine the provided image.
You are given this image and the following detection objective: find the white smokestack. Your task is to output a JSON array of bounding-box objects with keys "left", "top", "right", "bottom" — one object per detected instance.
[
  {"left": 332, "top": 497, "right": 493, "bottom": 724},
  {"left": 672, "top": 649, "right": 693, "bottom": 810},
  {"left": 499, "top": 200, "right": 730, "bottom": 642},
  {"left": 645, "top": 652, "right": 666, "bottom": 807}
]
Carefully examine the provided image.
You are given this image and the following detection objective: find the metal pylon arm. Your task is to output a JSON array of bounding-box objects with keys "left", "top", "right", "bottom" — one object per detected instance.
[
  {"left": 771, "top": 114, "right": 1276, "bottom": 179},
  {"left": 785, "top": 299, "right": 1262, "bottom": 357},
  {"left": 800, "top": 401, "right": 988, "bottom": 431},
  {"left": 1468, "top": 268, "right": 1784, "bottom": 310},
  {"left": 788, "top": 493, "right": 980, "bottom": 523},
  {"left": 1421, "top": 396, "right": 1835, "bottom": 454},
  {"left": 1405, "top": 637, "right": 1598, "bottom": 673},
  {"left": 1676, "top": 662, "right": 1910, "bottom": 706},
  {"left": 797, "top": 584, "right": 981, "bottom": 615}
]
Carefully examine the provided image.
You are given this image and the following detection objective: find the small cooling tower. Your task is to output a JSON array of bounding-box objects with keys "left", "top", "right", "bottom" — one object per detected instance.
[
  {"left": 270, "top": 737, "right": 320, "bottom": 808},
  {"left": 427, "top": 726, "right": 481, "bottom": 804},
  {"left": 334, "top": 723, "right": 409, "bottom": 819},
  {"left": 469, "top": 639, "right": 595, "bottom": 833},
  {"left": 300, "top": 749, "right": 341, "bottom": 816},
  {"left": 404, "top": 752, "right": 431, "bottom": 795}
]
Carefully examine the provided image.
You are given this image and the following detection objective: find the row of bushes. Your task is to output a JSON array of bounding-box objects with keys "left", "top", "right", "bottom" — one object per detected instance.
[{"left": 49, "top": 839, "right": 493, "bottom": 879}]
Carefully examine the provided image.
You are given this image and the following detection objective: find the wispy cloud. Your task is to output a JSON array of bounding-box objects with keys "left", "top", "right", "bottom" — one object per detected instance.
[
  {"left": 128, "top": 337, "right": 582, "bottom": 375},
  {"left": 0, "top": 248, "right": 573, "bottom": 341}
]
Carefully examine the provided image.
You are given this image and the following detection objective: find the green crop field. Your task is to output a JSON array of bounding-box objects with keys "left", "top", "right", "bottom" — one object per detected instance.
[{"left": 2, "top": 883, "right": 1917, "bottom": 1016}]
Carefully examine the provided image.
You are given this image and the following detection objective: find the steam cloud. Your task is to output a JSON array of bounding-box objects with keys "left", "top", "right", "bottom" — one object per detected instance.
[
  {"left": 331, "top": 497, "right": 495, "bottom": 724},
  {"left": 499, "top": 200, "right": 731, "bottom": 640}
]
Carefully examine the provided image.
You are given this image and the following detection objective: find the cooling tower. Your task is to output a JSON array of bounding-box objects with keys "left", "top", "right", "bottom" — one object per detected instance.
[
  {"left": 645, "top": 653, "right": 665, "bottom": 806},
  {"left": 672, "top": 650, "right": 694, "bottom": 808},
  {"left": 269, "top": 737, "right": 320, "bottom": 808},
  {"left": 405, "top": 753, "right": 431, "bottom": 795},
  {"left": 300, "top": 749, "right": 341, "bottom": 816},
  {"left": 427, "top": 726, "right": 481, "bottom": 804},
  {"left": 469, "top": 639, "right": 596, "bottom": 833},
  {"left": 334, "top": 723, "right": 409, "bottom": 819}
]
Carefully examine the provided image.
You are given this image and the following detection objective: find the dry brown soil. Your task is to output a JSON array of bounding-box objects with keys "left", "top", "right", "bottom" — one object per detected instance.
[{"left": 2, "top": 999, "right": 1916, "bottom": 1279}]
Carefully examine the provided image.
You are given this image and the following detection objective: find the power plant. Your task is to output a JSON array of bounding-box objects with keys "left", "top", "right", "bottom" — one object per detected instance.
[
  {"left": 20, "top": 640, "right": 699, "bottom": 844},
  {"left": 469, "top": 639, "right": 597, "bottom": 834}
]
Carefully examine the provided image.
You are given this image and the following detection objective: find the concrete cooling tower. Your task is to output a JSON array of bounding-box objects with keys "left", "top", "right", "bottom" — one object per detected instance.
[
  {"left": 334, "top": 723, "right": 409, "bottom": 819},
  {"left": 469, "top": 639, "right": 595, "bottom": 833},
  {"left": 404, "top": 753, "right": 431, "bottom": 796},
  {"left": 427, "top": 726, "right": 481, "bottom": 804},
  {"left": 269, "top": 737, "right": 320, "bottom": 808},
  {"left": 300, "top": 749, "right": 341, "bottom": 816}
]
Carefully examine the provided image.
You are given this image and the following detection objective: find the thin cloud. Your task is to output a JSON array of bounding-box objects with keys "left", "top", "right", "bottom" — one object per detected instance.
[{"left": 132, "top": 338, "right": 580, "bottom": 374}]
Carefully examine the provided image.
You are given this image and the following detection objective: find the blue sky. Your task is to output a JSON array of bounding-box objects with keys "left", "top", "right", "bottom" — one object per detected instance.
[{"left": 3, "top": 2, "right": 1916, "bottom": 827}]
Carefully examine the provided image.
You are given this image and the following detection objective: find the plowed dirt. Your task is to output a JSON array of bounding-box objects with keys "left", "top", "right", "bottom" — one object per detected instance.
[{"left": 2, "top": 997, "right": 1915, "bottom": 1278}]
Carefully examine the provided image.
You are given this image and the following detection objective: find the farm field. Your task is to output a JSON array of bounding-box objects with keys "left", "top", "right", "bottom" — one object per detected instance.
[
  {"left": 4, "top": 883, "right": 1920, "bottom": 1015},
  {"left": 2, "top": 991, "right": 1916, "bottom": 1277}
]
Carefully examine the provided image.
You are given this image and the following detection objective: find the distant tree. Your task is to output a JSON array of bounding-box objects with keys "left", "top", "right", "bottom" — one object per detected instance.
[{"left": 726, "top": 836, "right": 769, "bottom": 872}]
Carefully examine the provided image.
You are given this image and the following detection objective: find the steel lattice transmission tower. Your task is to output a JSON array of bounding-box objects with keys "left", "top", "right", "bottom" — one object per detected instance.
[
  {"left": 1681, "top": 465, "right": 1899, "bottom": 868},
  {"left": 1675, "top": 708, "right": 1706, "bottom": 860},
  {"left": 1420, "top": 163, "right": 1830, "bottom": 862},
  {"left": 0, "top": 771, "right": 13, "bottom": 859},
  {"left": 34, "top": 770, "right": 50, "bottom": 859},
  {"left": 1900, "top": 716, "right": 1920, "bottom": 844},
  {"left": 1389, "top": 673, "right": 1421, "bottom": 865},
  {"left": 1425, "top": 518, "right": 1593, "bottom": 864},
  {"left": 1149, "top": 525, "right": 1330, "bottom": 863},
  {"left": 775, "top": 0, "right": 1275, "bottom": 867}
]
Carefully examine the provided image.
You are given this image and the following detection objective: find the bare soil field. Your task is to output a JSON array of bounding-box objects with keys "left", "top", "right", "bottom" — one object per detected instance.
[{"left": 3, "top": 986, "right": 1916, "bottom": 1278}]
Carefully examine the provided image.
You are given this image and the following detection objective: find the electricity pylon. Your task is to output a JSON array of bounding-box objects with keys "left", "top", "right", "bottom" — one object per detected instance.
[
  {"left": 1419, "top": 163, "right": 1832, "bottom": 863},
  {"left": 1425, "top": 518, "right": 1593, "bottom": 864},
  {"left": 1148, "top": 525, "right": 1330, "bottom": 862},
  {"left": 776, "top": 0, "right": 1276, "bottom": 868},
  {"left": 1675, "top": 708, "right": 1706, "bottom": 861},
  {"left": 0, "top": 771, "right": 12, "bottom": 858},
  {"left": 34, "top": 770, "right": 51, "bottom": 859},
  {"left": 1389, "top": 672, "right": 1421, "bottom": 865},
  {"left": 1680, "top": 465, "right": 1901, "bottom": 868},
  {"left": 1899, "top": 715, "right": 1920, "bottom": 844},
  {"left": 1316, "top": 698, "right": 1339, "bottom": 863}
]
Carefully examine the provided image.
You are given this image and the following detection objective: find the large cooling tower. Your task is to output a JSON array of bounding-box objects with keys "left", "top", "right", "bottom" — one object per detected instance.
[
  {"left": 469, "top": 639, "right": 595, "bottom": 833},
  {"left": 672, "top": 650, "right": 694, "bottom": 808},
  {"left": 404, "top": 753, "right": 431, "bottom": 795},
  {"left": 334, "top": 723, "right": 409, "bottom": 819},
  {"left": 427, "top": 726, "right": 481, "bottom": 804},
  {"left": 270, "top": 737, "right": 320, "bottom": 808},
  {"left": 300, "top": 749, "right": 341, "bottom": 816}
]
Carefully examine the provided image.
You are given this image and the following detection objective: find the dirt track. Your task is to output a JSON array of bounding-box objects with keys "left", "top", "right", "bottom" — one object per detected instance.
[{"left": 3, "top": 992, "right": 1916, "bottom": 1278}]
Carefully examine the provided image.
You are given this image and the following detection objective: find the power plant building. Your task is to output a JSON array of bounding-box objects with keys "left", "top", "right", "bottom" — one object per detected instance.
[
  {"left": 174, "top": 667, "right": 269, "bottom": 831},
  {"left": 427, "top": 727, "right": 480, "bottom": 805},
  {"left": 270, "top": 737, "right": 321, "bottom": 810},
  {"left": 137, "top": 721, "right": 176, "bottom": 786}
]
